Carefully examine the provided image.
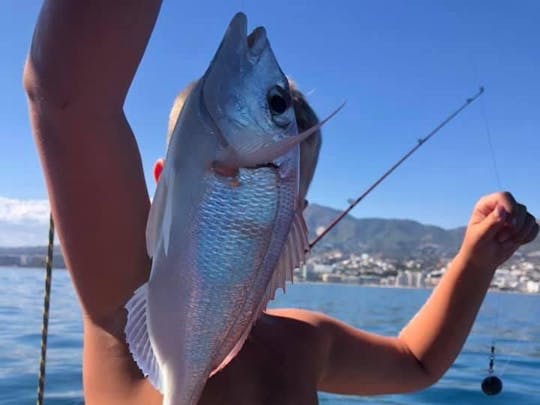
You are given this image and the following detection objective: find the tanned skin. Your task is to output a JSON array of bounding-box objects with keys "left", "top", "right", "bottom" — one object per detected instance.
[{"left": 24, "top": 2, "right": 538, "bottom": 404}]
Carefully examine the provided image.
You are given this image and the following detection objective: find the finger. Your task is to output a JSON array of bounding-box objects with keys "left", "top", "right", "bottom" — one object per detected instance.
[
  {"left": 501, "top": 238, "right": 520, "bottom": 252},
  {"left": 521, "top": 218, "right": 539, "bottom": 244},
  {"left": 510, "top": 203, "right": 527, "bottom": 233},
  {"left": 511, "top": 212, "right": 535, "bottom": 244},
  {"left": 474, "top": 191, "right": 515, "bottom": 219},
  {"left": 497, "top": 226, "right": 513, "bottom": 243},
  {"left": 495, "top": 191, "right": 517, "bottom": 210},
  {"left": 480, "top": 204, "right": 510, "bottom": 239}
]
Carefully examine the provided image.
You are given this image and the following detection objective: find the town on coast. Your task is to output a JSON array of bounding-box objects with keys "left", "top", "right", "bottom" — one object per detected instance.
[
  {"left": 296, "top": 249, "right": 540, "bottom": 294},
  {"left": 2, "top": 245, "right": 539, "bottom": 294}
]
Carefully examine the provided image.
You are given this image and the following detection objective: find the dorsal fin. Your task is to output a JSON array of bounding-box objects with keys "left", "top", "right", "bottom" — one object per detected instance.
[{"left": 264, "top": 209, "right": 309, "bottom": 301}]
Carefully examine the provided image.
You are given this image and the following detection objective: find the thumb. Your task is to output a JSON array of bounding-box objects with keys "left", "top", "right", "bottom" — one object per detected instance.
[{"left": 477, "top": 204, "right": 509, "bottom": 239}]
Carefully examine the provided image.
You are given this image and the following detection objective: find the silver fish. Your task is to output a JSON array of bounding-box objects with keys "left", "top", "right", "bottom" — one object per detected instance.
[{"left": 125, "top": 12, "right": 327, "bottom": 405}]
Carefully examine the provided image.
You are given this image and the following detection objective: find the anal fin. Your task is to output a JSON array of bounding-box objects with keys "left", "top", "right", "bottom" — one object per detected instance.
[{"left": 125, "top": 283, "right": 162, "bottom": 392}]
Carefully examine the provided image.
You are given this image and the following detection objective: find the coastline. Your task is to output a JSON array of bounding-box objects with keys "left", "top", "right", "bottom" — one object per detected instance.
[
  {"left": 2, "top": 266, "right": 536, "bottom": 295},
  {"left": 290, "top": 279, "right": 538, "bottom": 295}
]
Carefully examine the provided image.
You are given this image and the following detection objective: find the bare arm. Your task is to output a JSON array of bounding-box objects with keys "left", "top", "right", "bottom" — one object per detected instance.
[
  {"left": 24, "top": 1, "right": 162, "bottom": 402},
  {"left": 316, "top": 192, "right": 538, "bottom": 395}
]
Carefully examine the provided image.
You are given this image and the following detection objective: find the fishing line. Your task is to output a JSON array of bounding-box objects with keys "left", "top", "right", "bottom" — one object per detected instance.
[
  {"left": 472, "top": 67, "right": 534, "bottom": 395},
  {"left": 474, "top": 79, "right": 536, "bottom": 396},
  {"left": 480, "top": 294, "right": 537, "bottom": 397},
  {"left": 496, "top": 295, "right": 540, "bottom": 378},
  {"left": 476, "top": 80, "right": 540, "bottom": 394},
  {"left": 468, "top": 54, "right": 507, "bottom": 394},
  {"left": 498, "top": 334, "right": 526, "bottom": 377},
  {"left": 474, "top": 83, "right": 505, "bottom": 395},
  {"left": 479, "top": 94, "right": 502, "bottom": 190}
]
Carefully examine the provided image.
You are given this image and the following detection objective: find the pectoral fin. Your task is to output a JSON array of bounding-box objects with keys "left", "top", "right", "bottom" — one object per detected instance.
[
  {"left": 146, "top": 166, "right": 175, "bottom": 258},
  {"left": 215, "top": 102, "right": 345, "bottom": 169}
]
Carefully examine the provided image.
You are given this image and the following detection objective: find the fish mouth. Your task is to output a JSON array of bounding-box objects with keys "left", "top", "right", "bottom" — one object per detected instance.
[
  {"left": 246, "top": 27, "right": 267, "bottom": 57},
  {"left": 226, "top": 12, "right": 267, "bottom": 58},
  {"left": 246, "top": 162, "right": 279, "bottom": 170},
  {"left": 200, "top": 12, "right": 281, "bottom": 165},
  {"left": 212, "top": 160, "right": 279, "bottom": 177}
]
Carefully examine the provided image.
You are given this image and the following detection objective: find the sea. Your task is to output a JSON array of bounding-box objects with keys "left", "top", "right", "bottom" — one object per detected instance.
[{"left": 0, "top": 267, "right": 539, "bottom": 405}]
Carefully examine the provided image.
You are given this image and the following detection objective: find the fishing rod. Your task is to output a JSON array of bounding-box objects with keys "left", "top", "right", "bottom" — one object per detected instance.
[
  {"left": 309, "top": 86, "right": 485, "bottom": 249},
  {"left": 36, "top": 214, "right": 54, "bottom": 405}
]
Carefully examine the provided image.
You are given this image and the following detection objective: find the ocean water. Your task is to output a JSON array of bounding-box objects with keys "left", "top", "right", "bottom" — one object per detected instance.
[{"left": 0, "top": 267, "right": 539, "bottom": 405}]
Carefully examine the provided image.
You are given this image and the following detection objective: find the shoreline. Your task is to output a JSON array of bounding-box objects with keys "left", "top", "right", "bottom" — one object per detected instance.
[
  {"left": 2, "top": 266, "right": 537, "bottom": 296},
  {"left": 292, "top": 280, "right": 539, "bottom": 295}
]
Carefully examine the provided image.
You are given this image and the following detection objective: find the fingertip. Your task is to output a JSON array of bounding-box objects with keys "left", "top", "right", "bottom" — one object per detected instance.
[
  {"left": 495, "top": 205, "right": 509, "bottom": 221},
  {"left": 501, "top": 191, "right": 517, "bottom": 205}
]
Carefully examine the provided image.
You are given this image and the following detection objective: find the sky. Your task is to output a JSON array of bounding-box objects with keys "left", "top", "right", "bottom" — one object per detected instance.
[{"left": 0, "top": 1, "right": 539, "bottom": 246}]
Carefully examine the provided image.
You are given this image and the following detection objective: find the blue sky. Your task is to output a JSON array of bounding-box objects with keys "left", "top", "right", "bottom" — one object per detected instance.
[{"left": 0, "top": 0, "right": 539, "bottom": 230}]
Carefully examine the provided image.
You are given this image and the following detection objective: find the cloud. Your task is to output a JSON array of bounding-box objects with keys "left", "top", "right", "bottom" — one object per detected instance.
[
  {"left": 0, "top": 196, "right": 51, "bottom": 246},
  {"left": 0, "top": 196, "right": 50, "bottom": 223}
]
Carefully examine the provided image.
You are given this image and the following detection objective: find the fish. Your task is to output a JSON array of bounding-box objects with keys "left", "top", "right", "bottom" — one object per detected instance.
[{"left": 124, "top": 12, "right": 338, "bottom": 405}]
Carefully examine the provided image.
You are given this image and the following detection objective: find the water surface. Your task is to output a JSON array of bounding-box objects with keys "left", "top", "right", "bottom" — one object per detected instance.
[{"left": 1, "top": 268, "right": 538, "bottom": 404}]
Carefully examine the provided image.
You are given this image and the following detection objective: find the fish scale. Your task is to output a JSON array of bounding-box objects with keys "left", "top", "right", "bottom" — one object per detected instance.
[{"left": 190, "top": 170, "right": 279, "bottom": 325}]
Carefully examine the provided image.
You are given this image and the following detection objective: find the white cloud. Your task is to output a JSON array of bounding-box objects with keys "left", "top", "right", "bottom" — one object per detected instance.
[
  {"left": 0, "top": 196, "right": 50, "bottom": 223},
  {"left": 0, "top": 196, "right": 51, "bottom": 246}
]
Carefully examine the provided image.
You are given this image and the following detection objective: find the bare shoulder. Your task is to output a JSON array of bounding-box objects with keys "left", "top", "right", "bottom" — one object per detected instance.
[
  {"left": 265, "top": 307, "right": 345, "bottom": 330},
  {"left": 259, "top": 308, "right": 336, "bottom": 358},
  {"left": 261, "top": 308, "right": 366, "bottom": 360},
  {"left": 200, "top": 309, "right": 333, "bottom": 404}
]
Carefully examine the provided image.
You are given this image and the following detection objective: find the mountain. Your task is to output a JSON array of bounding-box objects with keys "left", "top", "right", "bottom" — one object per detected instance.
[
  {"left": 0, "top": 202, "right": 538, "bottom": 265},
  {"left": 304, "top": 203, "right": 540, "bottom": 260},
  {"left": 0, "top": 245, "right": 65, "bottom": 268}
]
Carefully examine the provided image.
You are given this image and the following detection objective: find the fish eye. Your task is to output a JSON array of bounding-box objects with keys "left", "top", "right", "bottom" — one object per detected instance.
[{"left": 267, "top": 85, "right": 291, "bottom": 116}]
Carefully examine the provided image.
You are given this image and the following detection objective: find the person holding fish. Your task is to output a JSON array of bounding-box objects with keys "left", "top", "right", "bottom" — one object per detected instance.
[{"left": 24, "top": 2, "right": 538, "bottom": 405}]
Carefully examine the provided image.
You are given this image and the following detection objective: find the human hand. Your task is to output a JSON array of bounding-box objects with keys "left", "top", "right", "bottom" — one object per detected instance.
[{"left": 458, "top": 192, "right": 539, "bottom": 271}]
